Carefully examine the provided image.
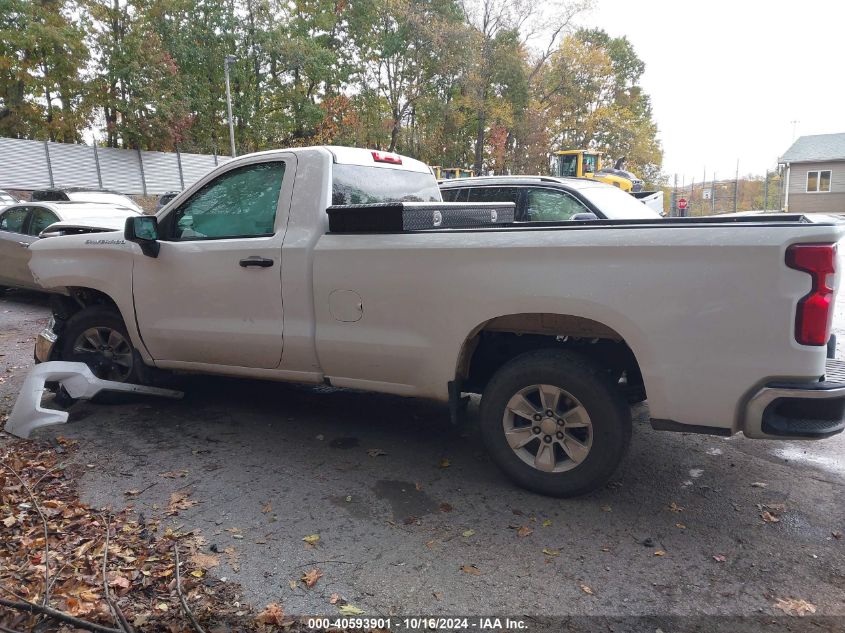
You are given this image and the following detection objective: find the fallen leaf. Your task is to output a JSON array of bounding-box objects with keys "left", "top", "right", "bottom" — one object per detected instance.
[
  {"left": 675, "top": 523, "right": 687, "bottom": 530},
  {"left": 159, "top": 469, "right": 188, "bottom": 478},
  {"left": 833, "top": 531, "right": 842, "bottom": 539},
  {"left": 190, "top": 570, "right": 204, "bottom": 578},
  {"left": 668, "top": 502, "right": 684, "bottom": 513},
  {"left": 542, "top": 519, "right": 552, "bottom": 527},
  {"left": 301, "top": 568, "right": 323, "bottom": 588},
  {"left": 439, "top": 502, "right": 453, "bottom": 513},
  {"left": 289, "top": 580, "right": 298, "bottom": 590},
  {"left": 261, "top": 501, "right": 272, "bottom": 513},
  {"left": 329, "top": 593, "right": 340, "bottom": 604},
  {"left": 713, "top": 554, "right": 727, "bottom": 562},
  {"left": 600, "top": 505, "right": 612, "bottom": 512},
  {"left": 256, "top": 603, "right": 286, "bottom": 625},
  {"left": 2, "top": 515, "right": 15, "bottom": 528},
  {"left": 108, "top": 575, "right": 131, "bottom": 591},
  {"left": 462, "top": 529, "right": 475, "bottom": 538},
  {"left": 432, "top": 592, "right": 443, "bottom": 601},
  {"left": 190, "top": 552, "right": 219, "bottom": 569},
  {"left": 166, "top": 491, "right": 197, "bottom": 515},
  {"left": 654, "top": 550, "right": 667, "bottom": 557},
  {"left": 415, "top": 482, "right": 423, "bottom": 491},
  {"left": 774, "top": 598, "right": 817, "bottom": 616},
  {"left": 338, "top": 604, "right": 365, "bottom": 615},
  {"left": 761, "top": 511, "right": 781, "bottom": 523},
  {"left": 516, "top": 526, "right": 533, "bottom": 538},
  {"left": 439, "top": 458, "right": 451, "bottom": 468},
  {"left": 542, "top": 548, "right": 560, "bottom": 557},
  {"left": 751, "top": 482, "right": 768, "bottom": 488},
  {"left": 124, "top": 489, "right": 141, "bottom": 497},
  {"left": 367, "top": 448, "right": 387, "bottom": 457},
  {"left": 302, "top": 534, "right": 320, "bottom": 545},
  {"left": 460, "top": 564, "right": 481, "bottom": 576},
  {"left": 580, "top": 584, "right": 594, "bottom": 595}
]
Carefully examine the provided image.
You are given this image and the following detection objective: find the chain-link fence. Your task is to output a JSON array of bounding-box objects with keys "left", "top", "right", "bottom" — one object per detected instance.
[{"left": 0, "top": 137, "right": 232, "bottom": 195}]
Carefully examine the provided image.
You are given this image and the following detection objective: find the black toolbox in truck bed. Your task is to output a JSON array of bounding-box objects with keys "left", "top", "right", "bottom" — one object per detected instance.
[{"left": 327, "top": 201, "right": 515, "bottom": 233}]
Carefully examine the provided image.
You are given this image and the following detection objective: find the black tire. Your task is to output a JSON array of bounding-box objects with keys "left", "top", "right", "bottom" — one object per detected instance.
[
  {"left": 479, "top": 349, "right": 631, "bottom": 497},
  {"left": 59, "top": 306, "right": 149, "bottom": 385}
]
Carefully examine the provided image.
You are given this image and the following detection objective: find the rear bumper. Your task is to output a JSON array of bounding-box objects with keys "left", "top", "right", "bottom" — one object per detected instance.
[{"left": 743, "top": 358, "right": 845, "bottom": 439}]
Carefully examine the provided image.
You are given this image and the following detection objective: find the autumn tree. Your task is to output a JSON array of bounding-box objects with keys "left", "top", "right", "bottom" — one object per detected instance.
[{"left": 0, "top": 0, "right": 91, "bottom": 141}]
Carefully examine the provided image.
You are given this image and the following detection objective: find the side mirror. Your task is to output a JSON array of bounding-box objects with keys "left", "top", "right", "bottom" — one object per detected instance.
[
  {"left": 125, "top": 215, "right": 160, "bottom": 258},
  {"left": 572, "top": 212, "right": 599, "bottom": 221}
]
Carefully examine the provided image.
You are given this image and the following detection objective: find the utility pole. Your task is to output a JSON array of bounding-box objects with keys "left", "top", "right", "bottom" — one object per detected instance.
[
  {"left": 711, "top": 173, "right": 716, "bottom": 214},
  {"left": 224, "top": 55, "right": 237, "bottom": 158},
  {"left": 733, "top": 159, "right": 739, "bottom": 213}
]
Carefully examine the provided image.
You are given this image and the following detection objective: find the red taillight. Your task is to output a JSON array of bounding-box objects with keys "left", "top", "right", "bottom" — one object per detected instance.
[
  {"left": 786, "top": 243, "right": 837, "bottom": 346},
  {"left": 371, "top": 151, "right": 402, "bottom": 165}
]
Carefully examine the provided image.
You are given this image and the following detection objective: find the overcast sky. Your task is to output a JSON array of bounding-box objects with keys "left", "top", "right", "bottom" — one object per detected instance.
[{"left": 580, "top": 0, "right": 845, "bottom": 182}]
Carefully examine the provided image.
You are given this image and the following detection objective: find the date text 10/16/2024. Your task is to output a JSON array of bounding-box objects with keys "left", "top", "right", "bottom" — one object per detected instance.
[{"left": 307, "top": 617, "right": 528, "bottom": 630}]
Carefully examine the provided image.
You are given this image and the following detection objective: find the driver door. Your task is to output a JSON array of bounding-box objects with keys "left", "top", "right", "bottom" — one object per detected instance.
[{"left": 131, "top": 155, "right": 295, "bottom": 369}]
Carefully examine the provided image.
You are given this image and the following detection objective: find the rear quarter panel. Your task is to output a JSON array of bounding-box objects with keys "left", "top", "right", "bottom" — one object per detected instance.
[{"left": 313, "top": 222, "right": 845, "bottom": 430}]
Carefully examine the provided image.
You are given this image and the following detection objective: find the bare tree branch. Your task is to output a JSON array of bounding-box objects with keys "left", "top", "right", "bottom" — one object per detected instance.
[
  {"left": 101, "top": 514, "right": 133, "bottom": 633},
  {"left": 173, "top": 542, "right": 207, "bottom": 633},
  {"left": 0, "top": 597, "right": 123, "bottom": 633}
]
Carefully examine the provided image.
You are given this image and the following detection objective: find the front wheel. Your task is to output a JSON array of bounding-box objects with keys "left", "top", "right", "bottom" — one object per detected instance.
[
  {"left": 479, "top": 349, "right": 632, "bottom": 497},
  {"left": 59, "top": 306, "right": 148, "bottom": 384}
]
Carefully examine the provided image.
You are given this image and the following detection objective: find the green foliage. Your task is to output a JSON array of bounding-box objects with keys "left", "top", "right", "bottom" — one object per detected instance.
[{"left": 0, "top": 0, "right": 663, "bottom": 180}]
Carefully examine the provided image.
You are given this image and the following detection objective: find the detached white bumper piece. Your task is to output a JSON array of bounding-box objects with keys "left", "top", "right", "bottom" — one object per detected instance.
[{"left": 5, "top": 361, "right": 183, "bottom": 439}]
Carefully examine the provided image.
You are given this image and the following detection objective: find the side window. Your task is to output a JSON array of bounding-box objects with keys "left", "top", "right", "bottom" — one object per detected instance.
[
  {"left": 28, "top": 207, "right": 60, "bottom": 235},
  {"left": 524, "top": 188, "right": 589, "bottom": 222},
  {"left": 441, "top": 188, "right": 468, "bottom": 202},
  {"left": 467, "top": 187, "right": 519, "bottom": 205},
  {"left": 0, "top": 207, "right": 29, "bottom": 233},
  {"left": 172, "top": 162, "right": 285, "bottom": 240}
]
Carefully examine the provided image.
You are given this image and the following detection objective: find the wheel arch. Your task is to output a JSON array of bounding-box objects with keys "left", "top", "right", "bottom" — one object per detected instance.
[
  {"left": 50, "top": 286, "right": 150, "bottom": 363},
  {"left": 454, "top": 312, "right": 650, "bottom": 402}
]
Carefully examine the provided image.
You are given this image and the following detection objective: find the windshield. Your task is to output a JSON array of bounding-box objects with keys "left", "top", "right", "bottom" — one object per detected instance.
[
  {"left": 578, "top": 185, "right": 661, "bottom": 219},
  {"left": 332, "top": 165, "right": 441, "bottom": 205},
  {"left": 556, "top": 154, "right": 578, "bottom": 177}
]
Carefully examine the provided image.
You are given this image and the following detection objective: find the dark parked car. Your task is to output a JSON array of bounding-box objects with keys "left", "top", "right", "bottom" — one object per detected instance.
[
  {"left": 439, "top": 176, "right": 660, "bottom": 222},
  {"left": 155, "top": 191, "right": 180, "bottom": 212}
]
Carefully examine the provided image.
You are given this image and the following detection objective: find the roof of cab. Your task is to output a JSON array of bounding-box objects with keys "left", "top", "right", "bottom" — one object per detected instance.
[{"left": 222, "top": 146, "right": 433, "bottom": 174}]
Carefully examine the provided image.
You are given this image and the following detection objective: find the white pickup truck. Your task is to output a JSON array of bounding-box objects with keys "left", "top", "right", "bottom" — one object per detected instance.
[{"left": 27, "top": 146, "right": 845, "bottom": 497}]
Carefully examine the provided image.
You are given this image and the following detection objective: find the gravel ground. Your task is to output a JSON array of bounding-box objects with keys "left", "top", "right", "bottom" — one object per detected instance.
[{"left": 1, "top": 288, "right": 844, "bottom": 631}]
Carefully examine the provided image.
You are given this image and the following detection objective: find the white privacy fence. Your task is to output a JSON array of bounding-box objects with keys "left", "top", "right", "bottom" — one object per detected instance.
[{"left": 0, "top": 137, "right": 232, "bottom": 195}]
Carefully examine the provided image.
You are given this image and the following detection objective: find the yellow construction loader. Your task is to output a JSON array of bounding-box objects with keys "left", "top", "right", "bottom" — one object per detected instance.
[
  {"left": 552, "top": 150, "right": 663, "bottom": 213},
  {"left": 432, "top": 166, "right": 474, "bottom": 180},
  {"left": 551, "top": 150, "right": 645, "bottom": 192}
]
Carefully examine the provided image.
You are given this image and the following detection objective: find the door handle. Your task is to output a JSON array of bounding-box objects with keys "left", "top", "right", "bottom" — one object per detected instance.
[
  {"left": 239, "top": 256, "right": 274, "bottom": 268},
  {"left": 17, "top": 241, "right": 29, "bottom": 248}
]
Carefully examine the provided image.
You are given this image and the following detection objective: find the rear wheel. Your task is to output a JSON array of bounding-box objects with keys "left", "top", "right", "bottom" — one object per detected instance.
[
  {"left": 59, "top": 307, "right": 148, "bottom": 384},
  {"left": 479, "top": 349, "right": 631, "bottom": 497}
]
